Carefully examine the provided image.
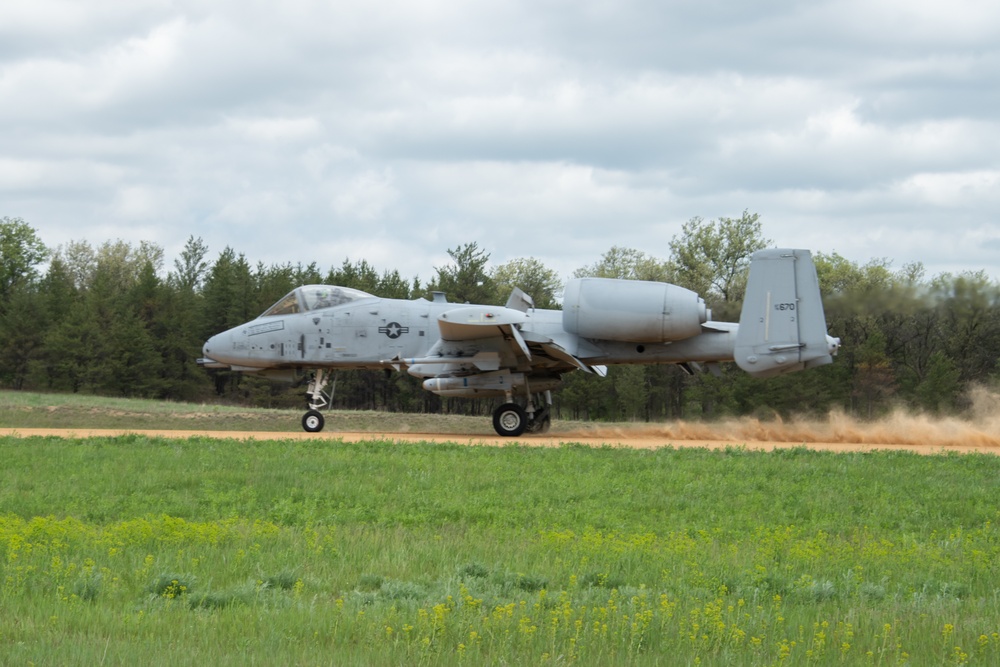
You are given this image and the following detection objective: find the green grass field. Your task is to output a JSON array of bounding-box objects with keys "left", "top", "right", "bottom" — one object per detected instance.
[{"left": 1, "top": 393, "right": 999, "bottom": 665}]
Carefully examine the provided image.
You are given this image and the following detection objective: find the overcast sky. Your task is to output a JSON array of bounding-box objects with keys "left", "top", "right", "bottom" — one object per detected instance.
[{"left": 3, "top": 0, "right": 999, "bottom": 286}]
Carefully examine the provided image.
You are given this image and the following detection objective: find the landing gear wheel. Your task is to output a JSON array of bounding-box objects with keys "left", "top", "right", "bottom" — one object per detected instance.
[
  {"left": 493, "top": 403, "right": 527, "bottom": 437},
  {"left": 302, "top": 409, "right": 325, "bottom": 433}
]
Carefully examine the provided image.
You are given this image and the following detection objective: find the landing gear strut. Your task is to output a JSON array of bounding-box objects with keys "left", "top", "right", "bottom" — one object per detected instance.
[
  {"left": 302, "top": 369, "right": 333, "bottom": 433},
  {"left": 526, "top": 401, "right": 552, "bottom": 434}
]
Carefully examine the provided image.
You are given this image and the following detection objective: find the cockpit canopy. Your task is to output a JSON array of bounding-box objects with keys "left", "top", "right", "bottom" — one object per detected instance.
[{"left": 260, "top": 285, "right": 374, "bottom": 318}]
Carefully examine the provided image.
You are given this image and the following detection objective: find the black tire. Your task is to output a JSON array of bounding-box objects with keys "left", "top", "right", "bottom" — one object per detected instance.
[
  {"left": 493, "top": 403, "right": 527, "bottom": 437},
  {"left": 302, "top": 410, "right": 325, "bottom": 433}
]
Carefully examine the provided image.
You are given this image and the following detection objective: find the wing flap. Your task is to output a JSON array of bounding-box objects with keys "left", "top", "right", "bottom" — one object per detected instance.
[
  {"left": 538, "top": 341, "right": 594, "bottom": 373},
  {"left": 519, "top": 330, "right": 606, "bottom": 375}
]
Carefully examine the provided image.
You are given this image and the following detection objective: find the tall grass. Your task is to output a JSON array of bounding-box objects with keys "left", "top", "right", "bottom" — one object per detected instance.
[{"left": 2, "top": 435, "right": 998, "bottom": 664}]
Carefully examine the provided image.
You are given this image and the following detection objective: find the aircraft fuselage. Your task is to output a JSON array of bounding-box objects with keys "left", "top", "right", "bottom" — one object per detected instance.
[
  {"left": 202, "top": 295, "right": 739, "bottom": 374},
  {"left": 200, "top": 250, "right": 840, "bottom": 436}
]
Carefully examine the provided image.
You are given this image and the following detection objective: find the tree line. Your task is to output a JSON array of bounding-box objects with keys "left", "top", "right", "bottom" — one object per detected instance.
[{"left": 2, "top": 214, "right": 998, "bottom": 421}]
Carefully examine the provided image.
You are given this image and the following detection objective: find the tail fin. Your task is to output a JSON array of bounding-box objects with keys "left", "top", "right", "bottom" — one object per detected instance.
[{"left": 735, "top": 249, "right": 840, "bottom": 378}]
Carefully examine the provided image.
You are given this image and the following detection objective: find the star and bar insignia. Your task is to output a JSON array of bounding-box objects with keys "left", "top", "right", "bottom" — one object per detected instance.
[{"left": 378, "top": 322, "right": 410, "bottom": 339}]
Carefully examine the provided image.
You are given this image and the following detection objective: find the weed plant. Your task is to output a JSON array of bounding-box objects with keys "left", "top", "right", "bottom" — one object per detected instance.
[{"left": 1, "top": 434, "right": 998, "bottom": 665}]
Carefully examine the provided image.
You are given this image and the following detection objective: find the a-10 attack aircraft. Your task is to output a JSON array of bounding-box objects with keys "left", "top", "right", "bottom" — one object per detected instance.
[{"left": 199, "top": 248, "right": 840, "bottom": 436}]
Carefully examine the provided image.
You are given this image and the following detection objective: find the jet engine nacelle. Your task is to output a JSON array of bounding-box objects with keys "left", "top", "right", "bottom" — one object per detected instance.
[{"left": 562, "top": 278, "right": 708, "bottom": 343}]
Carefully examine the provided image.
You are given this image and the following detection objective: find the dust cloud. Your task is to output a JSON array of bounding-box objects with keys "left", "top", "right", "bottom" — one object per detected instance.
[{"left": 561, "top": 386, "right": 1000, "bottom": 449}]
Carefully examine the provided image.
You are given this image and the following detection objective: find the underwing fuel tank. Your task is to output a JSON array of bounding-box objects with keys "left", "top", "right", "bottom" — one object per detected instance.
[
  {"left": 562, "top": 278, "right": 708, "bottom": 343},
  {"left": 423, "top": 372, "right": 560, "bottom": 397}
]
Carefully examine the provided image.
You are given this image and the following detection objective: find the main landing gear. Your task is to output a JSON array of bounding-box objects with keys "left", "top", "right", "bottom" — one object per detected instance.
[
  {"left": 302, "top": 369, "right": 333, "bottom": 433},
  {"left": 298, "top": 369, "right": 553, "bottom": 437},
  {"left": 492, "top": 391, "right": 552, "bottom": 437}
]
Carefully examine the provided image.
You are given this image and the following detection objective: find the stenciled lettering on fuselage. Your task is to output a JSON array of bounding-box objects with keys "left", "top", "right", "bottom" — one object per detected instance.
[
  {"left": 378, "top": 322, "right": 409, "bottom": 339},
  {"left": 246, "top": 321, "right": 285, "bottom": 336}
]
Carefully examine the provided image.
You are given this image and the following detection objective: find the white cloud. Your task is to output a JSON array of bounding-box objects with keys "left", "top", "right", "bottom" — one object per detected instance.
[
  {"left": 898, "top": 170, "right": 1000, "bottom": 207},
  {"left": 332, "top": 169, "right": 399, "bottom": 221},
  {"left": 226, "top": 116, "right": 323, "bottom": 143},
  {"left": 1, "top": 0, "right": 999, "bottom": 285},
  {"left": 111, "top": 185, "right": 170, "bottom": 219},
  {"left": 0, "top": 157, "right": 122, "bottom": 192}
]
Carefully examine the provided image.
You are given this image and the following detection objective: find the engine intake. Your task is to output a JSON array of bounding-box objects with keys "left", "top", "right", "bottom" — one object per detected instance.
[{"left": 562, "top": 278, "right": 708, "bottom": 343}]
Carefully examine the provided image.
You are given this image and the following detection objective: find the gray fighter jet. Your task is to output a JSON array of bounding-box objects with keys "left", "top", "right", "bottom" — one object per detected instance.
[{"left": 199, "top": 248, "right": 840, "bottom": 436}]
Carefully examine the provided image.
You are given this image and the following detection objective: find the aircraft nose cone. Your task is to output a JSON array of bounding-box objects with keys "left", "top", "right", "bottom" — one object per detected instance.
[
  {"left": 197, "top": 332, "right": 231, "bottom": 369},
  {"left": 203, "top": 334, "right": 218, "bottom": 357},
  {"left": 203, "top": 331, "right": 231, "bottom": 361}
]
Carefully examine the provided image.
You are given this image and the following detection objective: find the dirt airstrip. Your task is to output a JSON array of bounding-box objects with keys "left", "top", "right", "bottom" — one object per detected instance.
[
  {"left": 2, "top": 419, "right": 998, "bottom": 455},
  {"left": 8, "top": 381, "right": 1000, "bottom": 457},
  {"left": 5, "top": 388, "right": 1000, "bottom": 454}
]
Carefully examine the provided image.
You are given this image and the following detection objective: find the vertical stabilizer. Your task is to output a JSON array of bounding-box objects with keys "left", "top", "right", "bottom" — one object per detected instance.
[{"left": 735, "top": 249, "right": 839, "bottom": 378}]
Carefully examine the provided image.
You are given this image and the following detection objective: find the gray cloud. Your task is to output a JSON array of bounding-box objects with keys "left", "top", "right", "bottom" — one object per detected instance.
[{"left": 2, "top": 0, "right": 999, "bottom": 284}]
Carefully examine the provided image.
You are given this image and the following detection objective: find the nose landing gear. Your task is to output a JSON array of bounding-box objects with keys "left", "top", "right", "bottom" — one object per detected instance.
[{"left": 301, "top": 369, "right": 333, "bottom": 433}]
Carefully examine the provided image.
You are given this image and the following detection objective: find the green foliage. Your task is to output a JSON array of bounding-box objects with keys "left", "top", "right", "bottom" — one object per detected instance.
[
  {"left": 427, "top": 241, "right": 494, "bottom": 304},
  {"left": 489, "top": 256, "right": 562, "bottom": 308},
  {"left": 1, "top": 435, "right": 999, "bottom": 664},
  {"left": 170, "top": 235, "right": 210, "bottom": 293},
  {"left": 149, "top": 574, "right": 194, "bottom": 598},
  {"left": 915, "top": 351, "right": 962, "bottom": 414},
  {"left": 573, "top": 246, "right": 672, "bottom": 281},
  {"left": 4, "top": 215, "right": 1000, "bottom": 424},
  {"left": 669, "top": 210, "right": 770, "bottom": 308},
  {"left": 814, "top": 252, "right": 1000, "bottom": 416},
  {"left": 609, "top": 365, "right": 648, "bottom": 421},
  {"left": 0, "top": 216, "right": 48, "bottom": 306},
  {"left": 0, "top": 285, "right": 45, "bottom": 389}
]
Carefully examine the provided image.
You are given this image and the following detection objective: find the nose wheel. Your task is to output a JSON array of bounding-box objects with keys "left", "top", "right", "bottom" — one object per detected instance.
[{"left": 302, "top": 409, "right": 325, "bottom": 432}]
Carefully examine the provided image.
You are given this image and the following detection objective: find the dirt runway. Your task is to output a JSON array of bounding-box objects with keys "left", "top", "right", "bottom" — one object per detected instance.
[{"left": 2, "top": 425, "right": 997, "bottom": 455}]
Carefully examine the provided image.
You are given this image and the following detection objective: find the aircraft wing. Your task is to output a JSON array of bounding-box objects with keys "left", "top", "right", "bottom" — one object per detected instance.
[
  {"left": 436, "top": 306, "right": 533, "bottom": 359},
  {"left": 433, "top": 306, "right": 605, "bottom": 375},
  {"left": 520, "top": 330, "right": 607, "bottom": 375},
  {"left": 437, "top": 306, "right": 528, "bottom": 342}
]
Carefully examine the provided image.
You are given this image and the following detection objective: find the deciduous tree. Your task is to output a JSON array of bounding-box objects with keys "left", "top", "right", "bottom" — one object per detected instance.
[
  {"left": 0, "top": 217, "right": 48, "bottom": 310},
  {"left": 669, "top": 211, "right": 770, "bottom": 313},
  {"left": 490, "top": 257, "right": 562, "bottom": 309},
  {"left": 428, "top": 242, "right": 494, "bottom": 304}
]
